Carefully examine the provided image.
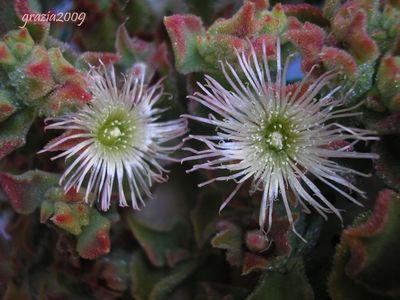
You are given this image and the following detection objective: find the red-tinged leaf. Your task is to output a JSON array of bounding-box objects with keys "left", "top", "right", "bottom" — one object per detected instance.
[
  {"left": 14, "top": 0, "right": 49, "bottom": 43},
  {"left": 320, "top": 46, "right": 358, "bottom": 77},
  {"left": 0, "top": 108, "right": 35, "bottom": 159},
  {"left": 116, "top": 24, "right": 153, "bottom": 67},
  {"left": 283, "top": 3, "right": 329, "bottom": 26},
  {"left": 197, "top": 33, "right": 246, "bottom": 68},
  {"left": 329, "top": 189, "right": 400, "bottom": 297},
  {"left": 85, "top": 253, "right": 129, "bottom": 299},
  {"left": 0, "top": 170, "right": 58, "bottom": 214},
  {"left": 333, "top": 8, "right": 379, "bottom": 63},
  {"left": 149, "top": 43, "right": 172, "bottom": 75},
  {"left": 259, "top": 3, "right": 287, "bottom": 34},
  {"left": 211, "top": 221, "right": 243, "bottom": 266},
  {"left": 377, "top": 55, "right": 400, "bottom": 112},
  {"left": 268, "top": 213, "right": 294, "bottom": 256},
  {"left": 373, "top": 137, "right": 400, "bottom": 191},
  {"left": 328, "top": 243, "right": 393, "bottom": 300},
  {"left": 0, "top": 90, "right": 17, "bottom": 123},
  {"left": 76, "top": 51, "right": 120, "bottom": 68},
  {"left": 76, "top": 210, "right": 111, "bottom": 260},
  {"left": 344, "top": 190, "right": 395, "bottom": 275},
  {"left": 365, "top": 91, "right": 387, "bottom": 113},
  {"left": 347, "top": 12, "right": 379, "bottom": 62},
  {"left": 242, "top": 252, "right": 269, "bottom": 275},
  {"left": 286, "top": 22, "right": 326, "bottom": 71},
  {"left": 8, "top": 45, "right": 56, "bottom": 101},
  {"left": 45, "top": 81, "right": 92, "bottom": 115},
  {"left": 46, "top": 197, "right": 90, "bottom": 235},
  {"left": 246, "top": 0, "right": 269, "bottom": 10},
  {"left": 3, "top": 28, "right": 34, "bottom": 59},
  {"left": 164, "top": 14, "right": 206, "bottom": 74},
  {"left": 208, "top": 2, "right": 257, "bottom": 37},
  {"left": 25, "top": 49, "right": 52, "bottom": 80},
  {"left": 287, "top": 16, "right": 303, "bottom": 30},
  {"left": 0, "top": 42, "right": 16, "bottom": 65},
  {"left": 48, "top": 48, "right": 86, "bottom": 85}
]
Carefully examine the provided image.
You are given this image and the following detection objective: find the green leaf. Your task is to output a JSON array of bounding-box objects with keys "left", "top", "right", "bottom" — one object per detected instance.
[
  {"left": 191, "top": 191, "right": 220, "bottom": 248},
  {"left": 130, "top": 251, "right": 197, "bottom": 300},
  {"left": 126, "top": 215, "right": 190, "bottom": 267},
  {"left": 0, "top": 108, "right": 35, "bottom": 159},
  {"left": 0, "top": 90, "right": 17, "bottom": 123},
  {"left": 247, "top": 260, "right": 314, "bottom": 300},
  {"left": 373, "top": 137, "right": 400, "bottom": 191},
  {"left": 211, "top": 220, "right": 243, "bottom": 266}
]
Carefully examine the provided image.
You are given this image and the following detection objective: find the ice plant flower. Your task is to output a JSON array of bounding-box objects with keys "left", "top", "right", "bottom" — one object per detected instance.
[
  {"left": 41, "top": 63, "right": 187, "bottom": 211},
  {"left": 182, "top": 39, "right": 378, "bottom": 239}
]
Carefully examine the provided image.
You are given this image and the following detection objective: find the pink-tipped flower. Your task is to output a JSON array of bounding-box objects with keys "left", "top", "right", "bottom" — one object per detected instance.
[
  {"left": 183, "top": 39, "right": 378, "bottom": 239},
  {"left": 41, "top": 63, "right": 187, "bottom": 211}
]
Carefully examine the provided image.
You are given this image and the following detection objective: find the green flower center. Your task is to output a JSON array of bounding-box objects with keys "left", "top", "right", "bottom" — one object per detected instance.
[
  {"left": 261, "top": 115, "right": 298, "bottom": 155},
  {"left": 96, "top": 109, "right": 135, "bottom": 150}
]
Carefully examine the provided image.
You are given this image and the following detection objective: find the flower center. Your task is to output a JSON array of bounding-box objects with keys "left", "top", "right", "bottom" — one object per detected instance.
[
  {"left": 260, "top": 114, "right": 298, "bottom": 155},
  {"left": 269, "top": 131, "right": 284, "bottom": 151},
  {"left": 95, "top": 108, "right": 135, "bottom": 150}
]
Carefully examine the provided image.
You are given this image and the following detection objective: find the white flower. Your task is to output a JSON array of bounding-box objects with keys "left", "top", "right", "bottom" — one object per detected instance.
[
  {"left": 41, "top": 63, "right": 187, "bottom": 211},
  {"left": 182, "top": 39, "right": 378, "bottom": 239}
]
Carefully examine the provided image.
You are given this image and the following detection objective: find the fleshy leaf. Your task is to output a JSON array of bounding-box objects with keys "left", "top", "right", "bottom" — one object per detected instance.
[
  {"left": 9, "top": 45, "right": 55, "bottom": 101},
  {"left": 242, "top": 252, "right": 269, "bottom": 275},
  {"left": 14, "top": 0, "right": 50, "bottom": 43},
  {"left": 0, "top": 42, "right": 16, "bottom": 67},
  {"left": 76, "top": 209, "right": 111, "bottom": 260},
  {"left": 247, "top": 259, "right": 314, "bottom": 300},
  {"left": 41, "top": 188, "right": 90, "bottom": 235},
  {"left": 328, "top": 243, "right": 392, "bottom": 300},
  {"left": 332, "top": 5, "right": 379, "bottom": 63},
  {"left": 377, "top": 55, "right": 400, "bottom": 112},
  {"left": 362, "top": 109, "right": 400, "bottom": 135},
  {"left": 191, "top": 191, "right": 221, "bottom": 248},
  {"left": 115, "top": 24, "right": 153, "bottom": 67},
  {"left": 164, "top": 14, "right": 207, "bottom": 74},
  {"left": 207, "top": 2, "right": 257, "bottom": 37},
  {"left": 127, "top": 215, "right": 190, "bottom": 268},
  {"left": 3, "top": 28, "right": 34, "bottom": 59},
  {"left": 286, "top": 22, "right": 326, "bottom": 71},
  {"left": 329, "top": 189, "right": 400, "bottom": 298},
  {"left": 0, "top": 90, "right": 17, "bottom": 123},
  {"left": 373, "top": 137, "right": 400, "bottom": 191},
  {"left": 320, "top": 46, "right": 359, "bottom": 77},
  {"left": 0, "top": 170, "right": 58, "bottom": 214},
  {"left": 283, "top": 3, "right": 329, "bottom": 26},
  {"left": 130, "top": 251, "right": 197, "bottom": 300},
  {"left": 211, "top": 220, "right": 243, "bottom": 266},
  {"left": 0, "top": 108, "right": 35, "bottom": 159},
  {"left": 344, "top": 190, "right": 400, "bottom": 292},
  {"left": 85, "top": 252, "right": 129, "bottom": 299}
]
